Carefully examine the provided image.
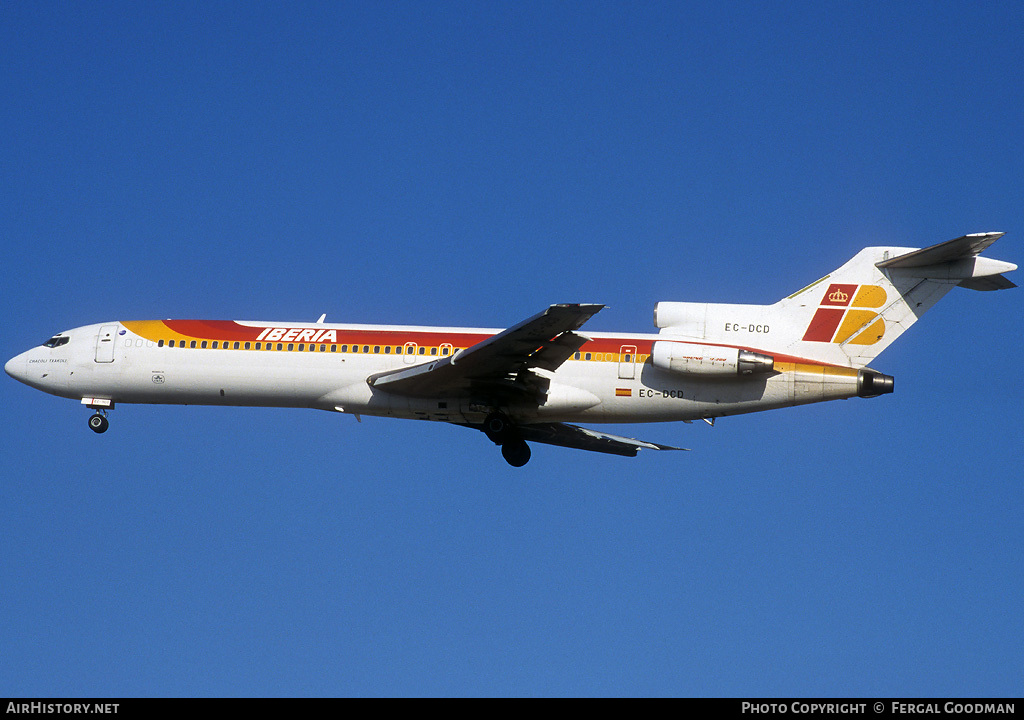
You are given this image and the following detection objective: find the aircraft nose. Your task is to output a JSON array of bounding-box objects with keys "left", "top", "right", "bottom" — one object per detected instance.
[{"left": 5, "top": 352, "right": 28, "bottom": 383}]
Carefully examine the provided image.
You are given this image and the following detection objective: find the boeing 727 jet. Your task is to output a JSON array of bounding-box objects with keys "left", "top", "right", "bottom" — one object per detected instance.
[{"left": 6, "top": 233, "right": 1015, "bottom": 465}]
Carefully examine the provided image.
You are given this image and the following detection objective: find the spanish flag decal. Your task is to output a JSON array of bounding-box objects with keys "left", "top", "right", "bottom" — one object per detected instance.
[{"left": 615, "top": 388, "right": 632, "bottom": 397}]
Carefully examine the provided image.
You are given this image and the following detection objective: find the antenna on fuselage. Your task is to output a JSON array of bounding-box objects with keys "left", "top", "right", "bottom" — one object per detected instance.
[{"left": 316, "top": 313, "right": 327, "bottom": 324}]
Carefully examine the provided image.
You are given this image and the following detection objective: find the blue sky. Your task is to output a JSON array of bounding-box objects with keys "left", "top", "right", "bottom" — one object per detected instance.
[{"left": 2, "top": 1, "right": 1022, "bottom": 697}]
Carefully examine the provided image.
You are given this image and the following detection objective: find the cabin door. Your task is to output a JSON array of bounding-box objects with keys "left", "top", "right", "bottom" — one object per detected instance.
[{"left": 95, "top": 325, "right": 118, "bottom": 363}]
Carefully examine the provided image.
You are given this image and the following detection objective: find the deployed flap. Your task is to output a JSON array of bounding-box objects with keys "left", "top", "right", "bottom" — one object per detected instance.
[
  {"left": 516, "top": 422, "right": 687, "bottom": 457},
  {"left": 369, "top": 304, "right": 603, "bottom": 398},
  {"left": 876, "top": 232, "right": 1004, "bottom": 268}
]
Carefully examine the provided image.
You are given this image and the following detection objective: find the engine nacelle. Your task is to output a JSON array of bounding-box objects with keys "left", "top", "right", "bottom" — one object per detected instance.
[
  {"left": 654, "top": 301, "right": 709, "bottom": 334},
  {"left": 651, "top": 341, "right": 774, "bottom": 376},
  {"left": 857, "top": 369, "right": 894, "bottom": 398},
  {"left": 536, "top": 382, "right": 601, "bottom": 415}
]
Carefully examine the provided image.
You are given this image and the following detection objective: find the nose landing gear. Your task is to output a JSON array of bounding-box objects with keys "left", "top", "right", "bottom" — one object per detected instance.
[{"left": 88, "top": 412, "right": 109, "bottom": 434}]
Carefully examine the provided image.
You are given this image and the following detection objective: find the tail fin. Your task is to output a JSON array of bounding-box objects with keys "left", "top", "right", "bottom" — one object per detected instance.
[{"left": 655, "top": 233, "right": 1015, "bottom": 368}]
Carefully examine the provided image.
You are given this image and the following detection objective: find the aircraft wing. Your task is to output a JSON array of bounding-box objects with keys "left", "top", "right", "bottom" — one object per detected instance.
[
  {"left": 368, "top": 303, "right": 603, "bottom": 398},
  {"left": 515, "top": 422, "right": 687, "bottom": 456}
]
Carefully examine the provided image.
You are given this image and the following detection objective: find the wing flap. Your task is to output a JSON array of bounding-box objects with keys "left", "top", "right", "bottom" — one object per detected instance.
[
  {"left": 530, "top": 332, "right": 591, "bottom": 371},
  {"left": 516, "top": 422, "right": 687, "bottom": 457}
]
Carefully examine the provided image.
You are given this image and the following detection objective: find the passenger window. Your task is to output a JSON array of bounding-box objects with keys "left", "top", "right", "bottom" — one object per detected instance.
[
  {"left": 277, "top": 343, "right": 283, "bottom": 351},
  {"left": 330, "top": 345, "right": 336, "bottom": 352},
  {"left": 418, "top": 347, "right": 425, "bottom": 355},
  {"left": 212, "top": 341, "right": 218, "bottom": 349},
  {"left": 363, "top": 346, "right": 369, "bottom": 353},
  {"left": 298, "top": 344, "right": 304, "bottom": 351},
  {"left": 190, "top": 341, "right": 197, "bottom": 349},
  {"left": 352, "top": 345, "right": 358, "bottom": 353},
  {"left": 158, "top": 340, "right": 164, "bottom": 347},
  {"left": 374, "top": 346, "right": 380, "bottom": 353},
  {"left": 384, "top": 346, "right": 391, "bottom": 354},
  {"left": 320, "top": 344, "right": 326, "bottom": 352},
  {"left": 288, "top": 343, "right": 294, "bottom": 351},
  {"left": 430, "top": 347, "right": 437, "bottom": 355},
  {"left": 574, "top": 352, "right": 580, "bottom": 360},
  {"left": 396, "top": 346, "right": 402, "bottom": 354},
  {"left": 585, "top": 353, "right": 591, "bottom": 361}
]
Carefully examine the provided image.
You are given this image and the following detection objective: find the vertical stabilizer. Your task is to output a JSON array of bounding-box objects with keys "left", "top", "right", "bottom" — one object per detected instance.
[{"left": 655, "top": 233, "right": 1015, "bottom": 368}]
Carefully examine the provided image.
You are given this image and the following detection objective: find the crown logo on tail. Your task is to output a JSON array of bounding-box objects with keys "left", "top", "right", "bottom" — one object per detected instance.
[{"left": 803, "top": 284, "right": 888, "bottom": 344}]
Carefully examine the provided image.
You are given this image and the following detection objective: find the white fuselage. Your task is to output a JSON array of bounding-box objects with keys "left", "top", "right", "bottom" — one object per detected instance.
[{"left": 6, "top": 319, "right": 866, "bottom": 427}]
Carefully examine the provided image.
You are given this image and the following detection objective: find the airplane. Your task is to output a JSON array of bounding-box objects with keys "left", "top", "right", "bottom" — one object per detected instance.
[{"left": 5, "top": 233, "right": 1016, "bottom": 466}]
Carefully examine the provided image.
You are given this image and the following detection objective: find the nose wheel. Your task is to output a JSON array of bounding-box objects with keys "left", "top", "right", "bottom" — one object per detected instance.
[{"left": 88, "top": 412, "right": 109, "bottom": 434}]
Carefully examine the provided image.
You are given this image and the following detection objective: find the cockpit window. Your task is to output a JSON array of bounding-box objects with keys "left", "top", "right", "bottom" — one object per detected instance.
[{"left": 42, "top": 335, "right": 70, "bottom": 348}]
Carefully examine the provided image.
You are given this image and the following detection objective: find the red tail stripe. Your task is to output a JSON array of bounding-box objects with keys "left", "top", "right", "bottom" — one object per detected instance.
[{"left": 802, "top": 308, "right": 845, "bottom": 342}]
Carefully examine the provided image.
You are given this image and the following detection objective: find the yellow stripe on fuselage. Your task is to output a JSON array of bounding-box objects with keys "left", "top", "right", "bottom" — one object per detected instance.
[
  {"left": 773, "top": 361, "right": 859, "bottom": 377},
  {"left": 122, "top": 320, "right": 194, "bottom": 343}
]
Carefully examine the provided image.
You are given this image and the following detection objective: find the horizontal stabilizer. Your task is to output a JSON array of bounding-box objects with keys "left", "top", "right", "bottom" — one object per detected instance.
[
  {"left": 876, "top": 232, "right": 1005, "bottom": 268},
  {"left": 959, "top": 274, "right": 1017, "bottom": 291}
]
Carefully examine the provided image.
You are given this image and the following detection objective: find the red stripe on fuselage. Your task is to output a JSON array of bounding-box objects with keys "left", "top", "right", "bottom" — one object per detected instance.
[
  {"left": 150, "top": 321, "right": 847, "bottom": 369},
  {"left": 157, "top": 320, "right": 659, "bottom": 353}
]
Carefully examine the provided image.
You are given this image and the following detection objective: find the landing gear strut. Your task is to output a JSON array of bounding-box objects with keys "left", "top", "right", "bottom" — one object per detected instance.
[
  {"left": 484, "top": 412, "right": 532, "bottom": 467},
  {"left": 88, "top": 412, "right": 109, "bottom": 434}
]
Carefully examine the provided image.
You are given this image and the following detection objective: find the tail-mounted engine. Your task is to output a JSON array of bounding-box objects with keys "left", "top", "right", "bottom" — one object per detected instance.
[
  {"left": 857, "top": 369, "right": 894, "bottom": 398},
  {"left": 651, "top": 341, "right": 774, "bottom": 377}
]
